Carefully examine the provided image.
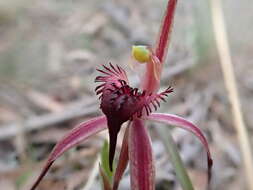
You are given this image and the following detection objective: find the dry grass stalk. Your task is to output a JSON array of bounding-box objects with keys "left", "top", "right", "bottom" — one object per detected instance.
[{"left": 209, "top": 0, "right": 253, "bottom": 189}]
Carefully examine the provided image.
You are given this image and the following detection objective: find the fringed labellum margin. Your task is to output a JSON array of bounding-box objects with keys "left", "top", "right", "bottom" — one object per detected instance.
[{"left": 95, "top": 63, "right": 173, "bottom": 170}]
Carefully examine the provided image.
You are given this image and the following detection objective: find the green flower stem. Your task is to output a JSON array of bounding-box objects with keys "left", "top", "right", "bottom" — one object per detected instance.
[{"left": 157, "top": 126, "right": 194, "bottom": 190}]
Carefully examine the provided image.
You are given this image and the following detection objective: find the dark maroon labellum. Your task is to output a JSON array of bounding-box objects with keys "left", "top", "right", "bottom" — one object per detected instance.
[{"left": 95, "top": 63, "right": 173, "bottom": 170}]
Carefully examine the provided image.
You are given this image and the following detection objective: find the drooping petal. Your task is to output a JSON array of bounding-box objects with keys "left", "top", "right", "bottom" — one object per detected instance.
[
  {"left": 145, "top": 113, "right": 213, "bottom": 184},
  {"left": 113, "top": 125, "right": 129, "bottom": 190},
  {"left": 129, "top": 119, "right": 155, "bottom": 190},
  {"left": 30, "top": 116, "right": 107, "bottom": 190},
  {"left": 155, "top": 0, "right": 178, "bottom": 64}
]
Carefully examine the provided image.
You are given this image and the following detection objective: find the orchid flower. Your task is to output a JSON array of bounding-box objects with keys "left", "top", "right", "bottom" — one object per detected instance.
[{"left": 30, "top": 0, "right": 213, "bottom": 190}]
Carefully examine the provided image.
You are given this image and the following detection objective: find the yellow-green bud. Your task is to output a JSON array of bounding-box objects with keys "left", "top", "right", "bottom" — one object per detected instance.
[{"left": 132, "top": 45, "right": 150, "bottom": 63}]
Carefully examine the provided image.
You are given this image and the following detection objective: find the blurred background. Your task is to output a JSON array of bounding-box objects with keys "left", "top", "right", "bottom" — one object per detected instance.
[{"left": 0, "top": 0, "right": 252, "bottom": 189}]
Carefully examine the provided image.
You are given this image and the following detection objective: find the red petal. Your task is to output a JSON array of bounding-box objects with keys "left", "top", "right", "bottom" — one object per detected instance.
[
  {"left": 146, "top": 113, "right": 213, "bottom": 184},
  {"left": 155, "top": 0, "right": 178, "bottom": 64},
  {"left": 113, "top": 126, "right": 129, "bottom": 190},
  {"left": 129, "top": 119, "right": 155, "bottom": 190},
  {"left": 30, "top": 116, "right": 107, "bottom": 190}
]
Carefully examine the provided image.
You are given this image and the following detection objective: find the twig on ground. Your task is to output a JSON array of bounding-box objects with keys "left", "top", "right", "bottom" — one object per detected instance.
[
  {"left": 26, "top": 90, "right": 64, "bottom": 112},
  {"left": 0, "top": 99, "right": 98, "bottom": 140}
]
